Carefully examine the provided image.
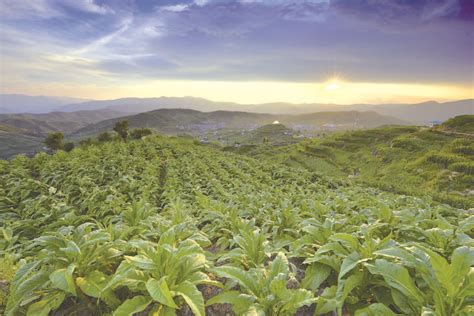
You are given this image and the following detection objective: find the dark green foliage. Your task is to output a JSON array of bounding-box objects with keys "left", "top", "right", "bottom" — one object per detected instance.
[
  {"left": 130, "top": 128, "right": 152, "bottom": 140},
  {"left": 43, "top": 132, "right": 64, "bottom": 151},
  {"left": 97, "top": 131, "right": 112, "bottom": 142},
  {"left": 113, "top": 120, "right": 129, "bottom": 141}
]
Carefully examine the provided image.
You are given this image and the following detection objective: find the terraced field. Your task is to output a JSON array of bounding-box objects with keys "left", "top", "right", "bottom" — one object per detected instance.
[{"left": 0, "top": 136, "right": 472, "bottom": 315}]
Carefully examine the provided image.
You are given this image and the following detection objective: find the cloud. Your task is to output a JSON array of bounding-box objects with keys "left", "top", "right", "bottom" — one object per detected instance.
[
  {"left": 160, "top": 4, "right": 190, "bottom": 12},
  {"left": 0, "top": 0, "right": 472, "bottom": 90},
  {"left": 331, "top": 0, "right": 469, "bottom": 24}
]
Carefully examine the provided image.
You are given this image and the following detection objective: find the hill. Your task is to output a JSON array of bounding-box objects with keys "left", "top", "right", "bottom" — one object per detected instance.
[
  {"left": 439, "top": 114, "right": 474, "bottom": 133},
  {"left": 238, "top": 124, "right": 474, "bottom": 208},
  {"left": 0, "top": 109, "right": 127, "bottom": 159},
  {"left": 371, "top": 99, "right": 474, "bottom": 123},
  {"left": 71, "top": 108, "right": 405, "bottom": 139},
  {"left": 1, "top": 135, "right": 471, "bottom": 315},
  {"left": 0, "top": 109, "right": 126, "bottom": 136}
]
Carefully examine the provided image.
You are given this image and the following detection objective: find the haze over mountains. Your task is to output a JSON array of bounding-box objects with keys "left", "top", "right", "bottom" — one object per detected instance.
[
  {"left": 0, "top": 94, "right": 90, "bottom": 113},
  {"left": 1, "top": 94, "right": 472, "bottom": 123}
]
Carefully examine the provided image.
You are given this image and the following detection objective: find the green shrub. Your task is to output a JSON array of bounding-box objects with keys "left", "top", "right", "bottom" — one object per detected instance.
[
  {"left": 130, "top": 128, "right": 153, "bottom": 140},
  {"left": 44, "top": 132, "right": 64, "bottom": 151}
]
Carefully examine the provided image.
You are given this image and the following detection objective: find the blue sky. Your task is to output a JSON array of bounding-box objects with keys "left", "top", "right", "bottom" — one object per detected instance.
[{"left": 0, "top": 0, "right": 473, "bottom": 103}]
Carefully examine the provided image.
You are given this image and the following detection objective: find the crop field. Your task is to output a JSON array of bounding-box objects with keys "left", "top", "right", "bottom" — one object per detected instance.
[{"left": 0, "top": 136, "right": 473, "bottom": 315}]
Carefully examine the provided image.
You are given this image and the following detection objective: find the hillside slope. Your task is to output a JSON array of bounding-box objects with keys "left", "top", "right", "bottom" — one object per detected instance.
[
  {"left": 239, "top": 124, "right": 474, "bottom": 208},
  {"left": 438, "top": 114, "right": 474, "bottom": 133}
]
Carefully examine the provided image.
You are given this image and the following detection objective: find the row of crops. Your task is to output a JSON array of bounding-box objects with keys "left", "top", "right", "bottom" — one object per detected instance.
[{"left": 0, "top": 136, "right": 473, "bottom": 315}]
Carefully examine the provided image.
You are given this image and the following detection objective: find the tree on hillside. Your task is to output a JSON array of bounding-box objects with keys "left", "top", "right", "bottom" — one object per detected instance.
[
  {"left": 44, "top": 132, "right": 64, "bottom": 151},
  {"left": 97, "top": 131, "right": 112, "bottom": 142},
  {"left": 64, "top": 142, "right": 75, "bottom": 152},
  {"left": 113, "top": 120, "right": 129, "bottom": 141},
  {"left": 130, "top": 128, "right": 152, "bottom": 139}
]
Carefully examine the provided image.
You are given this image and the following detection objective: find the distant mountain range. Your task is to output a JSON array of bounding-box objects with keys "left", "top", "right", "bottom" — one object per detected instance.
[{"left": 1, "top": 94, "right": 472, "bottom": 123}]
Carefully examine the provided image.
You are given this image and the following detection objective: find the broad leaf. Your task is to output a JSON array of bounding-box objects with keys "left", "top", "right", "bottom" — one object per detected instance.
[
  {"left": 174, "top": 281, "right": 205, "bottom": 316},
  {"left": 49, "top": 264, "right": 77, "bottom": 296},
  {"left": 301, "top": 263, "right": 331, "bottom": 291},
  {"left": 113, "top": 296, "right": 152, "bottom": 316},
  {"left": 146, "top": 277, "right": 178, "bottom": 308},
  {"left": 355, "top": 303, "right": 396, "bottom": 316}
]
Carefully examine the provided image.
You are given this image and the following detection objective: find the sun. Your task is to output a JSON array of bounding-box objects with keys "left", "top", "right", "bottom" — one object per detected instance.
[{"left": 324, "top": 77, "right": 343, "bottom": 91}]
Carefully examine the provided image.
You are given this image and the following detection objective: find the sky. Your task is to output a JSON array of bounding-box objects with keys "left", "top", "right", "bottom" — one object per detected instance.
[{"left": 0, "top": 0, "right": 473, "bottom": 104}]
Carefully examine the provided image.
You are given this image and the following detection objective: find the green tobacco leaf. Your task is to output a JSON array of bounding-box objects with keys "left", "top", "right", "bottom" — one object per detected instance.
[
  {"left": 76, "top": 270, "right": 108, "bottom": 297},
  {"left": 124, "top": 255, "right": 155, "bottom": 270},
  {"left": 242, "top": 305, "right": 266, "bottom": 316},
  {"left": 269, "top": 273, "right": 288, "bottom": 299},
  {"left": 145, "top": 277, "right": 178, "bottom": 308},
  {"left": 366, "top": 259, "right": 424, "bottom": 305},
  {"left": 26, "top": 292, "right": 66, "bottom": 316},
  {"left": 113, "top": 296, "right": 152, "bottom": 316},
  {"left": 330, "top": 233, "right": 360, "bottom": 250},
  {"left": 5, "top": 262, "right": 48, "bottom": 316},
  {"left": 301, "top": 263, "right": 331, "bottom": 291},
  {"left": 315, "top": 286, "right": 338, "bottom": 315},
  {"left": 451, "top": 246, "right": 474, "bottom": 291},
  {"left": 60, "top": 240, "right": 81, "bottom": 260},
  {"left": 213, "top": 266, "right": 258, "bottom": 296},
  {"left": 267, "top": 252, "right": 289, "bottom": 283},
  {"left": 206, "top": 291, "right": 255, "bottom": 314},
  {"left": 174, "top": 281, "right": 205, "bottom": 316},
  {"left": 336, "top": 271, "right": 364, "bottom": 315},
  {"left": 76, "top": 270, "right": 119, "bottom": 308},
  {"left": 355, "top": 303, "right": 397, "bottom": 316},
  {"left": 338, "top": 252, "right": 370, "bottom": 280},
  {"left": 281, "top": 289, "right": 315, "bottom": 312},
  {"left": 50, "top": 264, "right": 77, "bottom": 296}
]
